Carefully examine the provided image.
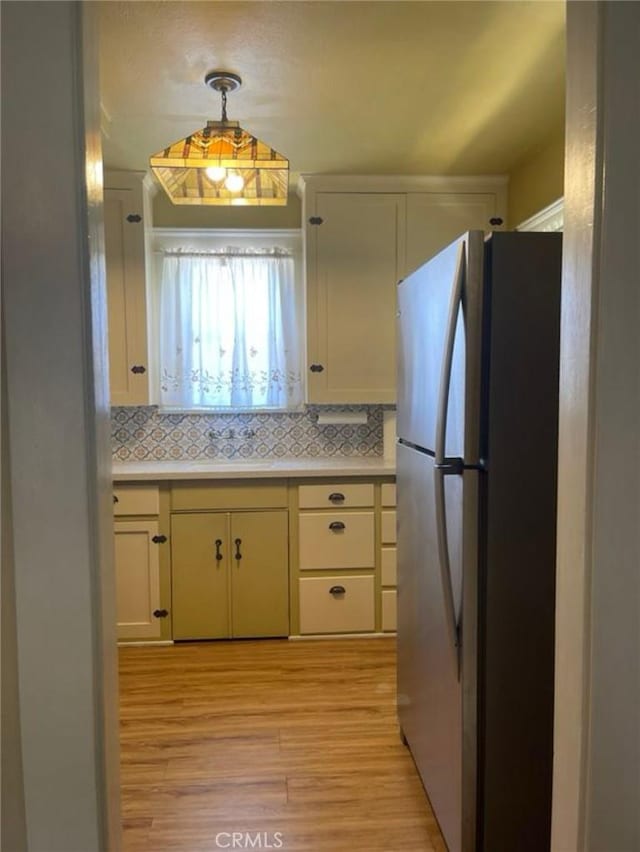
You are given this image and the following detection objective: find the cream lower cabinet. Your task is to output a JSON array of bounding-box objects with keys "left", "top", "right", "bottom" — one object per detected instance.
[
  {"left": 114, "top": 520, "right": 161, "bottom": 640},
  {"left": 171, "top": 510, "right": 289, "bottom": 640},
  {"left": 380, "top": 483, "right": 397, "bottom": 632},
  {"left": 113, "top": 484, "right": 169, "bottom": 642},
  {"left": 297, "top": 482, "right": 376, "bottom": 635}
]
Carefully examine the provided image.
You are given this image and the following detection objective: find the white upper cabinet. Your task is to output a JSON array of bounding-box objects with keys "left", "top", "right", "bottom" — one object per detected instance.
[
  {"left": 405, "top": 191, "right": 502, "bottom": 277},
  {"left": 306, "top": 191, "right": 405, "bottom": 404},
  {"left": 104, "top": 171, "right": 150, "bottom": 406},
  {"left": 300, "top": 176, "right": 507, "bottom": 405}
]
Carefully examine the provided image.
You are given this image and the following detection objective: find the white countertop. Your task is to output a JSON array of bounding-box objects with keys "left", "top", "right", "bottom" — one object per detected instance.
[{"left": 112, "top": 456, "right": 396, "bottom": 481}]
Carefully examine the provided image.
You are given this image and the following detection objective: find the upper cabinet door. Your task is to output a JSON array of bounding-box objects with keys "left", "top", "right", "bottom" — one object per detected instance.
[
  {"left": 306, "top": 192, "right": 406, "bottom": 404},
  {"left": 405, "top": 192, "right": 501, "bottom": 278},
  {"left": 105, "top": 185, "right": 149, "bottom": 405}
]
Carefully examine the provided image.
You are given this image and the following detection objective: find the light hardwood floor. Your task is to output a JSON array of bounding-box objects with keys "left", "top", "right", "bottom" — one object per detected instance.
[{"left": 119, "top": 637, "right": 447, "bottom": 851}]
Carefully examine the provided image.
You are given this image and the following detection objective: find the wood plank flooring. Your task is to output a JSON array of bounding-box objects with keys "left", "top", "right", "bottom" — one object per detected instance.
[{"left": 119, "top": 637, "right": 447, "bottom": 852}]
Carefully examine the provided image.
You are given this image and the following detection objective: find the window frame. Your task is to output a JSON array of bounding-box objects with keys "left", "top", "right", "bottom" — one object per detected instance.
[{"left": 148, "top": 228, "right": 305, "bottom": 413}]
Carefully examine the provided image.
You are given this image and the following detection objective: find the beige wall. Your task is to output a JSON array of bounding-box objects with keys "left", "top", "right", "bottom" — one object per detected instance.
[
  {"left": 552, "top": 2, "right": 640, "bottom": 849},
  {"left": 1, "top": 323, "right": 28, "bottom": 852},
  {"left": 508, "top": 124, "right": 565, "bottom": 227},
  {"left": 2, "top": 2, "right": 120, "bottom": 848},
  {"left": 153, "top": 187, "right": 302, "bottom": 229}
]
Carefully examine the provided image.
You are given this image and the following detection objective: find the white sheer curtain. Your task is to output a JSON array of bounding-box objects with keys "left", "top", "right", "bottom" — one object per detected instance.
[{"left": 158, "top": 250, "right": 303, "bottom": 410}]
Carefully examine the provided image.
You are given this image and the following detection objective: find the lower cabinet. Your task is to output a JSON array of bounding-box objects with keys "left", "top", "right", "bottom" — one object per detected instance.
[
  {"left": 296, "top": 481, "right": 377, "bottom": 635},
  {"left": 299, "top": 575, "right": 375, "bottom": 634},
  {"left": 380, "top": 484, "right": 397, "bottom": 632},
  {"left": 114, "top": 519, "right": 162, "bottom": 640},
  {"left": 113, "top": 484, "right": 171, "bottom": 642},
  {"left": 171, "top": 510, "right": 289, "bottom": 640}
]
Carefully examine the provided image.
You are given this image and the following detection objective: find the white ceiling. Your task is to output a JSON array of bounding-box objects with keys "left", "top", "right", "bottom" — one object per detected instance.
[{"left": 99, "top": 1, "right": 565, "bottom": 183}]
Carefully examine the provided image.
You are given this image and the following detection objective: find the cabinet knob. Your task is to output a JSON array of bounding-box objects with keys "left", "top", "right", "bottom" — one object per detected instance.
[
  {"left": 309, "top": 364, "right": 324, "bottom": 373},
  {"left": 329, "top": 521, "right": 346, "bottom": 532},
  {"left": 131, "top": 365, "right": 146, "bottom": 374},
  {"left": 328, "top": 492, "right": 345, "bottom": 503},
  {"left": 329, "top": 585, "right": 346, "bottom": 596}
]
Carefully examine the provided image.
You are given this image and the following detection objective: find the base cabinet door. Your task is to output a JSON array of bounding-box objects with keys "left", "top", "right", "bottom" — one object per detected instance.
[
  {"left": 171, "top": 510, "right": 289, "bottom": 640},
  {"left": 114, "top": 520, "right": 161, "bottom": 640},
  {"left": 231, "top": 511, "right": 289, "bottom": 638},
  {"left": 171, "top": 513, "right": 229, "bottom": 640}
]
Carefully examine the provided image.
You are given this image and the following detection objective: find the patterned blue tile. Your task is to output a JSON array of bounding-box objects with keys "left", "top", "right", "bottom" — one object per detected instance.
[{"left": 111, "top": 405, "right": 389, "bottom": 461}]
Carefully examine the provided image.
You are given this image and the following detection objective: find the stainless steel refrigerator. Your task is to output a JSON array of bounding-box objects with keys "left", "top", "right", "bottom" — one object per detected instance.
[{"left": 396, "top": 231, "right": 561, "bottom": 852}]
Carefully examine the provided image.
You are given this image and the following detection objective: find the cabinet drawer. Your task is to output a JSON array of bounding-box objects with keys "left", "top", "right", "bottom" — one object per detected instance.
[
  {"left": 381, "top": 510, "right": 397, "bottom": 544},
  {"left": 299, "top": 512, "right": 374, "bottom": 570},
  {"left": 381, "top": 589, "right": 397, "bottom": 632},
  {"left": 298, "top": 483, "right": 374, "bottom": 509},
  {"left": 172, "top": 481, "right": 288, "bottom": 511},
  {"left": 113, "top": 485, "right": 159, "bottom": 516},
  {"left": 381, "top": 547, "right": 397, "bottom": 586},
  {"left": 381, "top": 483, "right": 396, "bottom": 507},
  {"left": 299, "top": 576, "right": 375, "bottom": 634}
]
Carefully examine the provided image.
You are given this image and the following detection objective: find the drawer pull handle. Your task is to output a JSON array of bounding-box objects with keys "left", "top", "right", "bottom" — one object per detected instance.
[
  {"left": 113, "top": 494, "right": 119, "bottom": 504},
  {"left": 329, "top": 521, "right": 346, "bottom": 532},
  {"left": 235, "top": 538, "right": 242, "bottom": 560},
  {"left": 214, "top": 539, "right": 223, "bottom": 562},
  {"left": 329, "top": 585, "right": 346, "bottom": 596},
  {"left": 328, "top": 492, "right": 345, "bottom": 503}
]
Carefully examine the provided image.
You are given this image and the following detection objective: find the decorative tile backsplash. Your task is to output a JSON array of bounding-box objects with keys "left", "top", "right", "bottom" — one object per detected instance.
[{"left": 112, "top": 406, "right": 385, "bottom": 462}]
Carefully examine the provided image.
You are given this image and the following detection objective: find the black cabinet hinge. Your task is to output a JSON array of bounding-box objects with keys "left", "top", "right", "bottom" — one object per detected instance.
[
  {"left": 309, "top": 363, "right": 324, "bottom": 373},
  {"left": 126, "top": 214, "right": 142, "bottom": 223},
  {"left": 153, "top": 609, "right": 169, "bottom": 618},
  {"left": 152, "top": 535, "right": 167, "bottom": 544},
  {"left": 130, "top": 365, "right": 146, "bottom": 374},
  {"left": 489, "top": 217, "right": 504, "bottom": 226},
  {"left": 308, "top": 216, "right": 323, "bottom": 225}
]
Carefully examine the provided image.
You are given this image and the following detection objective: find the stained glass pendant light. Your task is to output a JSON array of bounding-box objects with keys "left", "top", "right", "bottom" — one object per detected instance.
[{"left": 150, "top": 72, "right": 289, "bottom": 206}]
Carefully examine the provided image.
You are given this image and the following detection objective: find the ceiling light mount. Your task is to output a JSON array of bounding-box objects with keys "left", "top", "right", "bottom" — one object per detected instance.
[
  {"left": 204, "top": 71, "right": 242, "bottom": 95},
  {"left": 149, "top": 69, "right": 289, "bottom": 207}
]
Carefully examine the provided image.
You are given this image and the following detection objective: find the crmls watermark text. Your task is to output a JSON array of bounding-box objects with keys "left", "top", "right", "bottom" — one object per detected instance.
[{"left": 214, "top": 832, "right": 284, "bottom": 849}]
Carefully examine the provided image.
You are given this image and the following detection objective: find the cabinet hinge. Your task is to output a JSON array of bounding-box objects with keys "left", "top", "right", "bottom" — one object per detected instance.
[
  {"left": 153, "top": 609, "right": 169, "bottom": 618},
  {"left": 308, "top": 216, "right": 323, "bottom": 225},
  {"left": 131, "top": 365, "right": 146, "bottom": 374},
  {"left": 152, "top": 535, "right": 167, "bottom": 544},
  {"left": 126, "top": 214, "right": 142, "bottom": 223},
  {"left": 309, "top": 363, "right": 324, "bottom": 373},
  {"left": 489, "top": 217, "right": 504, "bottom": 226}
]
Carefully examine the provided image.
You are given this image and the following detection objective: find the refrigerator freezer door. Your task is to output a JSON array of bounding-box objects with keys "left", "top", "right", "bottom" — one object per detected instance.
[
  {"left": 397, "top": 442, "right": 463, "bottom": 852},
  {"left": 397, "top": 231, "right": 485, "bottom": 464}
]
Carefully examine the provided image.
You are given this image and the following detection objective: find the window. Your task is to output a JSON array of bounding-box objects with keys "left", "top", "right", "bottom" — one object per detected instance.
[{"left": 152, "top": 231, "right": 304, "bottom": 411}]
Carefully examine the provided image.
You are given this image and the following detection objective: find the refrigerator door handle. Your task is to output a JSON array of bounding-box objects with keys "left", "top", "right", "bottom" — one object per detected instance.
[
  {"left": 435, "top": 239, "right": 465, "bottom": 466},
  {"left": 435, "top": 468, "right": 461, "bottom": 679},
  {"left": 434, "top": 239, "right": 465, "bottom": 679}
]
